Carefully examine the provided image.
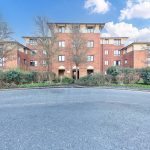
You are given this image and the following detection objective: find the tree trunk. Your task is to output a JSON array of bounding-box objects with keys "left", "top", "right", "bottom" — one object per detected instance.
[
  {"left": 47, "top": 61, "right": 52, "bottom": 83},
  {"left": 75, "top": 66, "right": 78, "bottom": 80}
]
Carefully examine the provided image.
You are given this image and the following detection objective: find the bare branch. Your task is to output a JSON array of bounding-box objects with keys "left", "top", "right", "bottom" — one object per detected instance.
[
  {"left": 34, "top": 16, "right": 59, "bottom": 72},
  {"left": 0, "top": 21, "right": 12, "bottom": 41},
  {"left": 70, "top": 24, "right": 88, "bottom": 79}
]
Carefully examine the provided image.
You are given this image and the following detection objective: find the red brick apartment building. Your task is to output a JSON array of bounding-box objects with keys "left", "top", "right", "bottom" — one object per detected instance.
[
  {"left": 101, "top": 37, "right": 128, "bottom": 74},
  {"left": 20, "top": 22, "right": 149, "bottom": 78},
  {"left": 121, "top": 42, "right": 150, "bottom": 69},
  {"left": 0, "top": 41, "right": 31, "bottom": 71},
  {"left": 23, "top": 22, "right": 106, "bottom": 78}
]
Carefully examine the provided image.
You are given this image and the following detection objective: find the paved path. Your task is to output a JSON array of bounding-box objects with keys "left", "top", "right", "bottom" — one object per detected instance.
[{"left": 0, "top": 88, "right": 150, "bottom": 150}]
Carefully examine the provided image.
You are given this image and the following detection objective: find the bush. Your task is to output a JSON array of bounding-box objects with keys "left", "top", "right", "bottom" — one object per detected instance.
[
  {"left": 5, "top": 70, "right": 21, "bottom": 84},
  {"left": 61, "top": 77, "right": 74, "bottom": 84},
  {"left": 106, "top": 67, "right": 139, "bottom": 84},
  {"left": 35, "top": 72, "right": 56, "bottom": 82},
  {"left": 76, "top": 73, "right": 106, "bottom": 86},
  {"left": 107, "top": 66, "right": 121, "bottom": 77},
  {"left": 140, "top": 68, "right": 150, "bottom": 84}
]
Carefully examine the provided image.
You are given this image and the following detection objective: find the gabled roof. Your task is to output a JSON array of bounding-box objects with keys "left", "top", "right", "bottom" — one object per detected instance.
[
  {"left": 0, "top": 41, "right": 30, "bottom": 50},
  {"left": 120, "top": 42, "right": 150, "bottom": 50}
]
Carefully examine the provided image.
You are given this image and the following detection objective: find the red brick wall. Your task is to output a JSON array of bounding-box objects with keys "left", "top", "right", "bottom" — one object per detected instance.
[
  {"left": 18, "top": 50, "right": 30, "bottom": 71},
  {"left": 122, "top": 50, "right": 147, "bottom": 69},
  {"left": 26, "top": 32, "right": 102, "bottom": 78},
  {"left": 133, "top": 50, "right": 147, "bottom": 68},
  {"left": 3, "top": 49, "right": 30, "bottom": 71},
  {"left": 101, "top": 44, "right": 124, "bottom": 73}
]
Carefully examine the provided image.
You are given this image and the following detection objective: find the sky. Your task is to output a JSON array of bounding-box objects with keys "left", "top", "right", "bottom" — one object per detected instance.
[{"left": 0, "top": 0, "right": 150, "bottom": 44}]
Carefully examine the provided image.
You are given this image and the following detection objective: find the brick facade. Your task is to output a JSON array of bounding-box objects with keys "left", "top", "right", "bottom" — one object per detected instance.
[
  {"left": 21, "top": 23, "right": 150, "bottom": 78},
  {"left": 0, "top": 41, "right": 31, "bottom": 71},
  {"left": 121, "top": 42, "right": 150, "bottom": 69}
]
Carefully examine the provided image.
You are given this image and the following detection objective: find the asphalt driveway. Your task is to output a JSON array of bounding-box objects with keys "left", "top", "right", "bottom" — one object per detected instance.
[{"left": 0, "top": 88, "right": 150, "bottom": 150}]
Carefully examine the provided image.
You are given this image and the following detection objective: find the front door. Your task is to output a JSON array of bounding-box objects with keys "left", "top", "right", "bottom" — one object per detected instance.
[{"left": 72, "top": 69, "right": 79, "bottom": 79}]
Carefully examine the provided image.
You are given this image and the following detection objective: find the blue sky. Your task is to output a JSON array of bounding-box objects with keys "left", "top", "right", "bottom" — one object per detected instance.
[{"left": 0, "top": 0, "right": 150, "bottom": 43}]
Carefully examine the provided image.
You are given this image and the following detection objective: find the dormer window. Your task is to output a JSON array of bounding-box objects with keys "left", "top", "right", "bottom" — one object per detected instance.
[
  {"left": 87, "top": 27, "right": 94, "bottom": 33},
  {"left": 29, "top": 39, "right": 37, "bottom": 45},
  {"left": 58, "top": 26, "right": 65, "bottom": 33},
  {"left": 104, "top": 39, "right": 109, "bottom": 44},
  {"left": 114, "top": 39, "right": 121, "bottom": 45}
]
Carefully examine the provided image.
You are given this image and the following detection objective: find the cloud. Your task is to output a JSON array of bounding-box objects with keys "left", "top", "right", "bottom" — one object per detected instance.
[
  {"left": 84, "top": 0, "right": 111, "bottom": 14},
  {"left": 119, "top": 0, "right": 150, "bottom": 20},
  {"left": 102, "top": 22, "right": 150, "bottom": 44}
]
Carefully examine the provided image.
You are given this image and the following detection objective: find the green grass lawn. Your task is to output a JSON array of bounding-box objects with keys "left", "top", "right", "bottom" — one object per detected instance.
[{"left": 17, "top": 82, "right": 71, "bottom": 88}]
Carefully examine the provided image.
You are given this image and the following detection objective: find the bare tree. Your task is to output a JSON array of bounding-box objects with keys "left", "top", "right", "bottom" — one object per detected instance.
[
  {"left": 35, "top": 16, "right": 58, "bottom": 73},
  {"left": 0, "top": 21, "right": 12, "bottom": 41},
  {"left": 0, "top": 20, "right": 13, "bottom": 70},
  {"left": 70, "top": 24, "right": 88, "bottom": 80},
  {"left": 0, "top": 42, "right": 17, "bottom": 70}
]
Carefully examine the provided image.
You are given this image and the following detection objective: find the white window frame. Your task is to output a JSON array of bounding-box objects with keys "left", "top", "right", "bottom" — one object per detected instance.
[
  {"left": 125, "top": 59, "right": 128, "bottom": 64},
  {"left": 104, "top": 50, "right": 109, "bottom": 55},
  {"left": 104, "top": 60, "right": 109, "bottom": 66},
  {"left": 87, "top": 55, "right": 94, "bottom": 62},
  {"left": 58, "top": 55, "right": 65, "bottom": 62},
  {"left": 30, "top": 60, "right": 38, "bottom": 67},
  {"left": 31, "top": 50, "right": 37, "bottom": 55},
  {"left": 87, "top": 27, "right": 94, "bottom": 33},
  {"left": 0, "top": 58, "right": 4, "bottom": 67},
  {"left": 59, "top": 41, "right": 65, "bottom": 48},
  {"left": 29, "top": 39, "right": 37, "bottom": 45},
  {"left": 42, "top": 60, "right": 47, "bottom": 66},
  {"left": 114, "top": 50, "right": 120, "bottom": 56},
  {"left": 114, "top": 39, "right": 121, "bottom": 46},
  {"left": 104, "top": 39, "right": 109, "bottom": 44},
  {"left": 114, "top": 60, "right": 121, "bottom": 66},
  {"left": 43, "top": 50, "right": 47, "bottom": 55},
  {"left": 87, "top": 41, "right": 94, "bottom": 48},
  {"left": 58, "top": 26, "right": 65, "bottom": 33}
]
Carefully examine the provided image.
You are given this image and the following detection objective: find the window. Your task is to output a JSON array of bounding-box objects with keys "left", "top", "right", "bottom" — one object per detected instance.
[
  {"left": 0, "top": 58, "right": 3, "bottom": 67},
  {"left": 114, "top": 60, "right": 121, "bottom": 66},
  {"left": 87, "top": 27, "right": 94, "bottom": 33},
  {"left": 30, "top": 60, "right": 38, "bottom": 66},
  {"left": 59, "top": 41, "right": 65, "bottom": 48},
  {"left": 104, "top": 50, "right": 109, "bottom": 55},
  {"left": 104, "top": 39, "right": 109, "bottom": 44},
  {"left": 42, "top": 60, "right": 47, "bottom": 66},
  {"left": 31, "top": 50, "right": 37, "bottom": 56},
  {"left": 24, "top": 59, "right": 27, "bottom": 65},
  {"left": 24, "top": 49, "right": 28, "bottom": 54},
  {"left": 58, "top": 26, "right": 65, "bottom": 33},
  {"left": 43, "top": 50, "right": 47, "bottom": 55},
  {"left": 87, "top": 41, "right": 94, "bottom": 48},
  {"left": 125, "top": 59, "right": 128, "bottom": 64},
  {"left": 114, "top": 39, "right": 121, "bottom": 45},
  {"left": 148, "top": 58, "right": 150, "bottom": 65},
  {"left": 58, "top": 55, "right": 65, "bottom": 62},
  {"left": 123, "top": 49, "right": 127, "bottom": 54},
  {"left": 87, "top": 55, "right": 94, "bottom": 62},
  {"left": 104, "top": 61, "right": 109, "bottom": 66},
  {"left": 114, "top": 50, "right": 120, "bottom": 56},
  {"left": 29, "top": 39, "right": 37, "bottom": 45}
]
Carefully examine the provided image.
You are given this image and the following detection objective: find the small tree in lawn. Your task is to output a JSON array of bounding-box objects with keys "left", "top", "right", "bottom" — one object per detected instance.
[
  {"left": 35, "top": 16, "right": 59, "bottom": 80},
  {"left": 0, "top": 20, "right": 13, "bottom": 70},
  {"left": 70, "top": 24, "right": 88, "bottom": 80}
]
